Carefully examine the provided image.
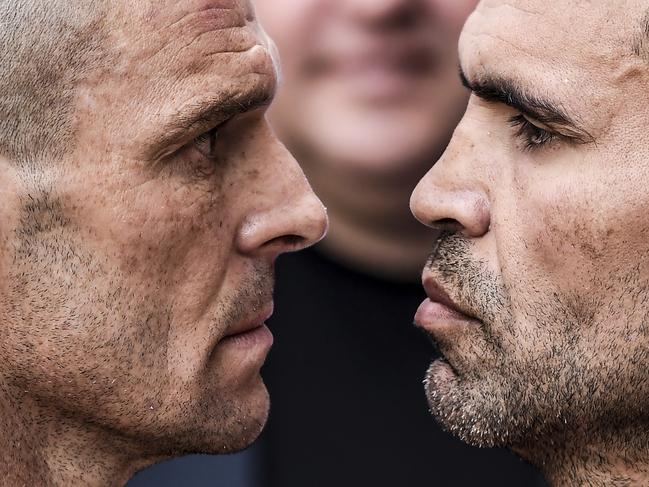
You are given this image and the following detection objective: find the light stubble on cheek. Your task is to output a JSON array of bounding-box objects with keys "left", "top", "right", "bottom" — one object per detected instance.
[
  {"left": 2, "top": 170, "right": 274, "bottom": 454},
  {"left": 2, "top": 185, "right": 165, "bottom": 417}
]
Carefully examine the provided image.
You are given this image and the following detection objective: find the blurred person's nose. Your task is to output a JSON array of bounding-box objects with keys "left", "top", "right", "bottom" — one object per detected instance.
[
  {"left": 410, "top": 122, "right": 490, "bottom": 238},
  {"left": 236, "top": 130, "right": 328, "bottom": 262}
]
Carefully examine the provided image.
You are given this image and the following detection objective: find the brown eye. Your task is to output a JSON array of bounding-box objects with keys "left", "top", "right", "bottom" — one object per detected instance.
[{"left": 194, "top": 125, "right": 221, "bottom": 159}]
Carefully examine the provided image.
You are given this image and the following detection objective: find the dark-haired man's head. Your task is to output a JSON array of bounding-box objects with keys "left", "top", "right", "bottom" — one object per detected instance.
[
  {"left": 411, "top": 1, "right": 649, "bottom": 486},
  {"left": 0, "top": 0, "right": 327, "bottom": 485}
]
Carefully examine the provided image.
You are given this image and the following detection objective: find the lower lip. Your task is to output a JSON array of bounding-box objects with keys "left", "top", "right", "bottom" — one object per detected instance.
[
  {"left": 414, "top": 299, "right": 475, "bottom": 332},
  {"left": 220, "top": 324, "right": 274, "bottom": 349}
]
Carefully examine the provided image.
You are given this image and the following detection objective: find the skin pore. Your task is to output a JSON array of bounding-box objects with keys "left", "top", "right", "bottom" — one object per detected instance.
[
  {"left": 0, "top": 0, "right": 327, "bottom": 486},
  {"left": 410, "top": 1, "right": 649, "bottom": 486},
  {"left": 255, "top": 0, "right": 477, "bottom": 280}
]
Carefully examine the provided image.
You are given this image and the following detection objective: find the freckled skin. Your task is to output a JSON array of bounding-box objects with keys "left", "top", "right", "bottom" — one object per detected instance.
[
  {"left": 0, "top": 0, "right": 327, "bottom": 486},
  {"left": 411, "top": 1, "right": 649, "bottom": 486}
]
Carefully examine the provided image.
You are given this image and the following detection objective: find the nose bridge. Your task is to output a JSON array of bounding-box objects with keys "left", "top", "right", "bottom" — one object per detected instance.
[
  {"left": 410, "top": 118, "right": 491, "bottom": 237},
  {"left": 236, "top": 131, "right": 328, "bottom": 259},
  {"left": 440, "top": 121, "right": 487, "bottom": 182}
]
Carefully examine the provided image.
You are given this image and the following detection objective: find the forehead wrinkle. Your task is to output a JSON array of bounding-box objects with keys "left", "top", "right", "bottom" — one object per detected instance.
[
  {"left": 465, "top": 31, "right": 552, "bottom": 70},
  {"left": 155, "top": 9, "right": 253, "bottom": 63},
  {"left": 106, "top": 5, "right": 256, "bottom": 75},
  {"left": 476, "top": 0, "right": 645, "bottom": 61},
  {"left": 146, "top": 0, "right": 240, "bottom": 29},
  {"left": 98, "top": 0, "right": 277, "bottom": 155},
  {"left": 465, "top": 3, "right": 562, "bottom": 67},
  {"left": 150, "top": 2, "right": 278, "bottom": 79},
  {"left": 166, "top": 7, "right": 244, "bottom": 44}
]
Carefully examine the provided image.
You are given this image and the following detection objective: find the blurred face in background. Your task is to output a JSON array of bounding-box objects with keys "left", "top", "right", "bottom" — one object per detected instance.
[{"left": 255, "top": 0, "right": 478, "bottom": 179}]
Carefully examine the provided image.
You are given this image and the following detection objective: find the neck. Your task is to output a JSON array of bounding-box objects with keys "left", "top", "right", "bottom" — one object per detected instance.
[
  {"left": 0, "top": 383, "right": 156, "bottom": 487},
  {"left": 518, "top": 424, "right": 649, "bottom": 487},
  {"left": 303, "top": 157, "right": 435, "bottom": 282}
]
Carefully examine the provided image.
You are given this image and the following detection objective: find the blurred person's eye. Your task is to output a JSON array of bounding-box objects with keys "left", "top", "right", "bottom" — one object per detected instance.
[{"left": 508, "top": 114, "right": 557, "bottom": 151}]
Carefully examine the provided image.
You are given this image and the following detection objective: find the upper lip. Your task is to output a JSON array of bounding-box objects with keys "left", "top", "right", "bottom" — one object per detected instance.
[
  {"left": 422, "top": 275, "right": 475, "bottom": 319},
  {"left": 223, "top": 302, "right": 274, "bottom": 337}
]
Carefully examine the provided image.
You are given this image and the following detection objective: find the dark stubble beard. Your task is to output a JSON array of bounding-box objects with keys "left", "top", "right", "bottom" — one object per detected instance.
[{"left": 422, "top": 232, "right": 649, "bottom": 458}]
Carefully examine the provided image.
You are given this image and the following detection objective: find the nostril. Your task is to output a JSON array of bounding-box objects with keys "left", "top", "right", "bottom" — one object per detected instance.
[
  {"left": 264, "top": 234, "right": 305, "bottom": 251},
  {"left": 430, "top": 218, "right": 463, "bottom": 232}
]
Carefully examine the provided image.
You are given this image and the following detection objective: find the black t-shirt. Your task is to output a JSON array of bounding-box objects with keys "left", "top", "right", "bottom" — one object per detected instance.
[{"left": 260, "top": 247, "right": 545, "bottom": 487}]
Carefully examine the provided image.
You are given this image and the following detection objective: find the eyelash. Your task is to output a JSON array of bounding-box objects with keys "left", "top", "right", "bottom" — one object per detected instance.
[
  {"left": 508, "top": 114, "right": 557, "bottom": 151},
  {"left": 194, "top": 125, "right": 221, "bottom": 160}
]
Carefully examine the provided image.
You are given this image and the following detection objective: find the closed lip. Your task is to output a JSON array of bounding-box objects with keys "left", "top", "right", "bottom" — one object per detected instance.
[
  {"left": 422, "top": 276, "right": 475, "bottom": 320},
  {"left": 222, "top": 302, "right": 274, "bottom": 338}
]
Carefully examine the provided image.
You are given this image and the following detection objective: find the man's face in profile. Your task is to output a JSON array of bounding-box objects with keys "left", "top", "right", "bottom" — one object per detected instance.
[
  {"left": 0, "top": 0, "right": 326, "bottom": 462},
  {"left": 412, "top": 0, "right": 649, "bottom": 459}
]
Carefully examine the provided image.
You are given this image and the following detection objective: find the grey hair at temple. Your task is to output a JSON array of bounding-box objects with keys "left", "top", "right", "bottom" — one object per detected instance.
[{"left": 0, "top": 1, "right": 106, "bottom": 166}]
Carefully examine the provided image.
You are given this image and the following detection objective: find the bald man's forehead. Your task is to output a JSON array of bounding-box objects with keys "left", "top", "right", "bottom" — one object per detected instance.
[
  {"left": 459, "top": 0, "right": 649, "bottom": 137},
  {"left": 465, "top": 0, "right": 645, "bottom": 67},
  {"left": 469, "top": 0, "right": 648, "bottom": 62}
]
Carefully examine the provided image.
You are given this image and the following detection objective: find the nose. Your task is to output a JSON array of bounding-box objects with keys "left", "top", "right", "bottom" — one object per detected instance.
[
  {"left": 236, "top": 141, "right": 328, "bottom": 261},
  {"left": 410, "top": 127, "right": 490, "bottom": 238}
]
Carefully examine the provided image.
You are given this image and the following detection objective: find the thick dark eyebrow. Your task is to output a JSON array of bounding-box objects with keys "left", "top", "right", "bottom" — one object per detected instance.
[{"left": 459, "top": 66, "right": 594, "bottom": 143}]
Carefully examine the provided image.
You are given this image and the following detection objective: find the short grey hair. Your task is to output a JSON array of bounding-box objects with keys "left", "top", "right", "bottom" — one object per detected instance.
[{"left": 0, "top": 1, "right": 106, "bottom": 166}]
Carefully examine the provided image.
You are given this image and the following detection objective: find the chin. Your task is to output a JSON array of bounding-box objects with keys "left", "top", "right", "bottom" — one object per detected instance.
[
  {"left": 226, "top": 387, "right": 271, "bottom": 452},
  {"left": 425, "top": 363, "right": 502, "bottom": 447},
  {"left": 205, "top": 379, "right": 271, "bottom": 453},
  {"left": 144, "top": 379, "right": 271, "bottom": 457},
  {"left": 424, "top": 358, "right": 537, "bottom": 449}
]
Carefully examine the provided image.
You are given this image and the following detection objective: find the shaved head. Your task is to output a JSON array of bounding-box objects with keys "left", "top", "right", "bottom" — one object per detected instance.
[
  {"left": 0, "top": 0, "right": 328, "bottom": 485},
  {"left": 0, "top": 1, "right": 106, "bottom": 164}
]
